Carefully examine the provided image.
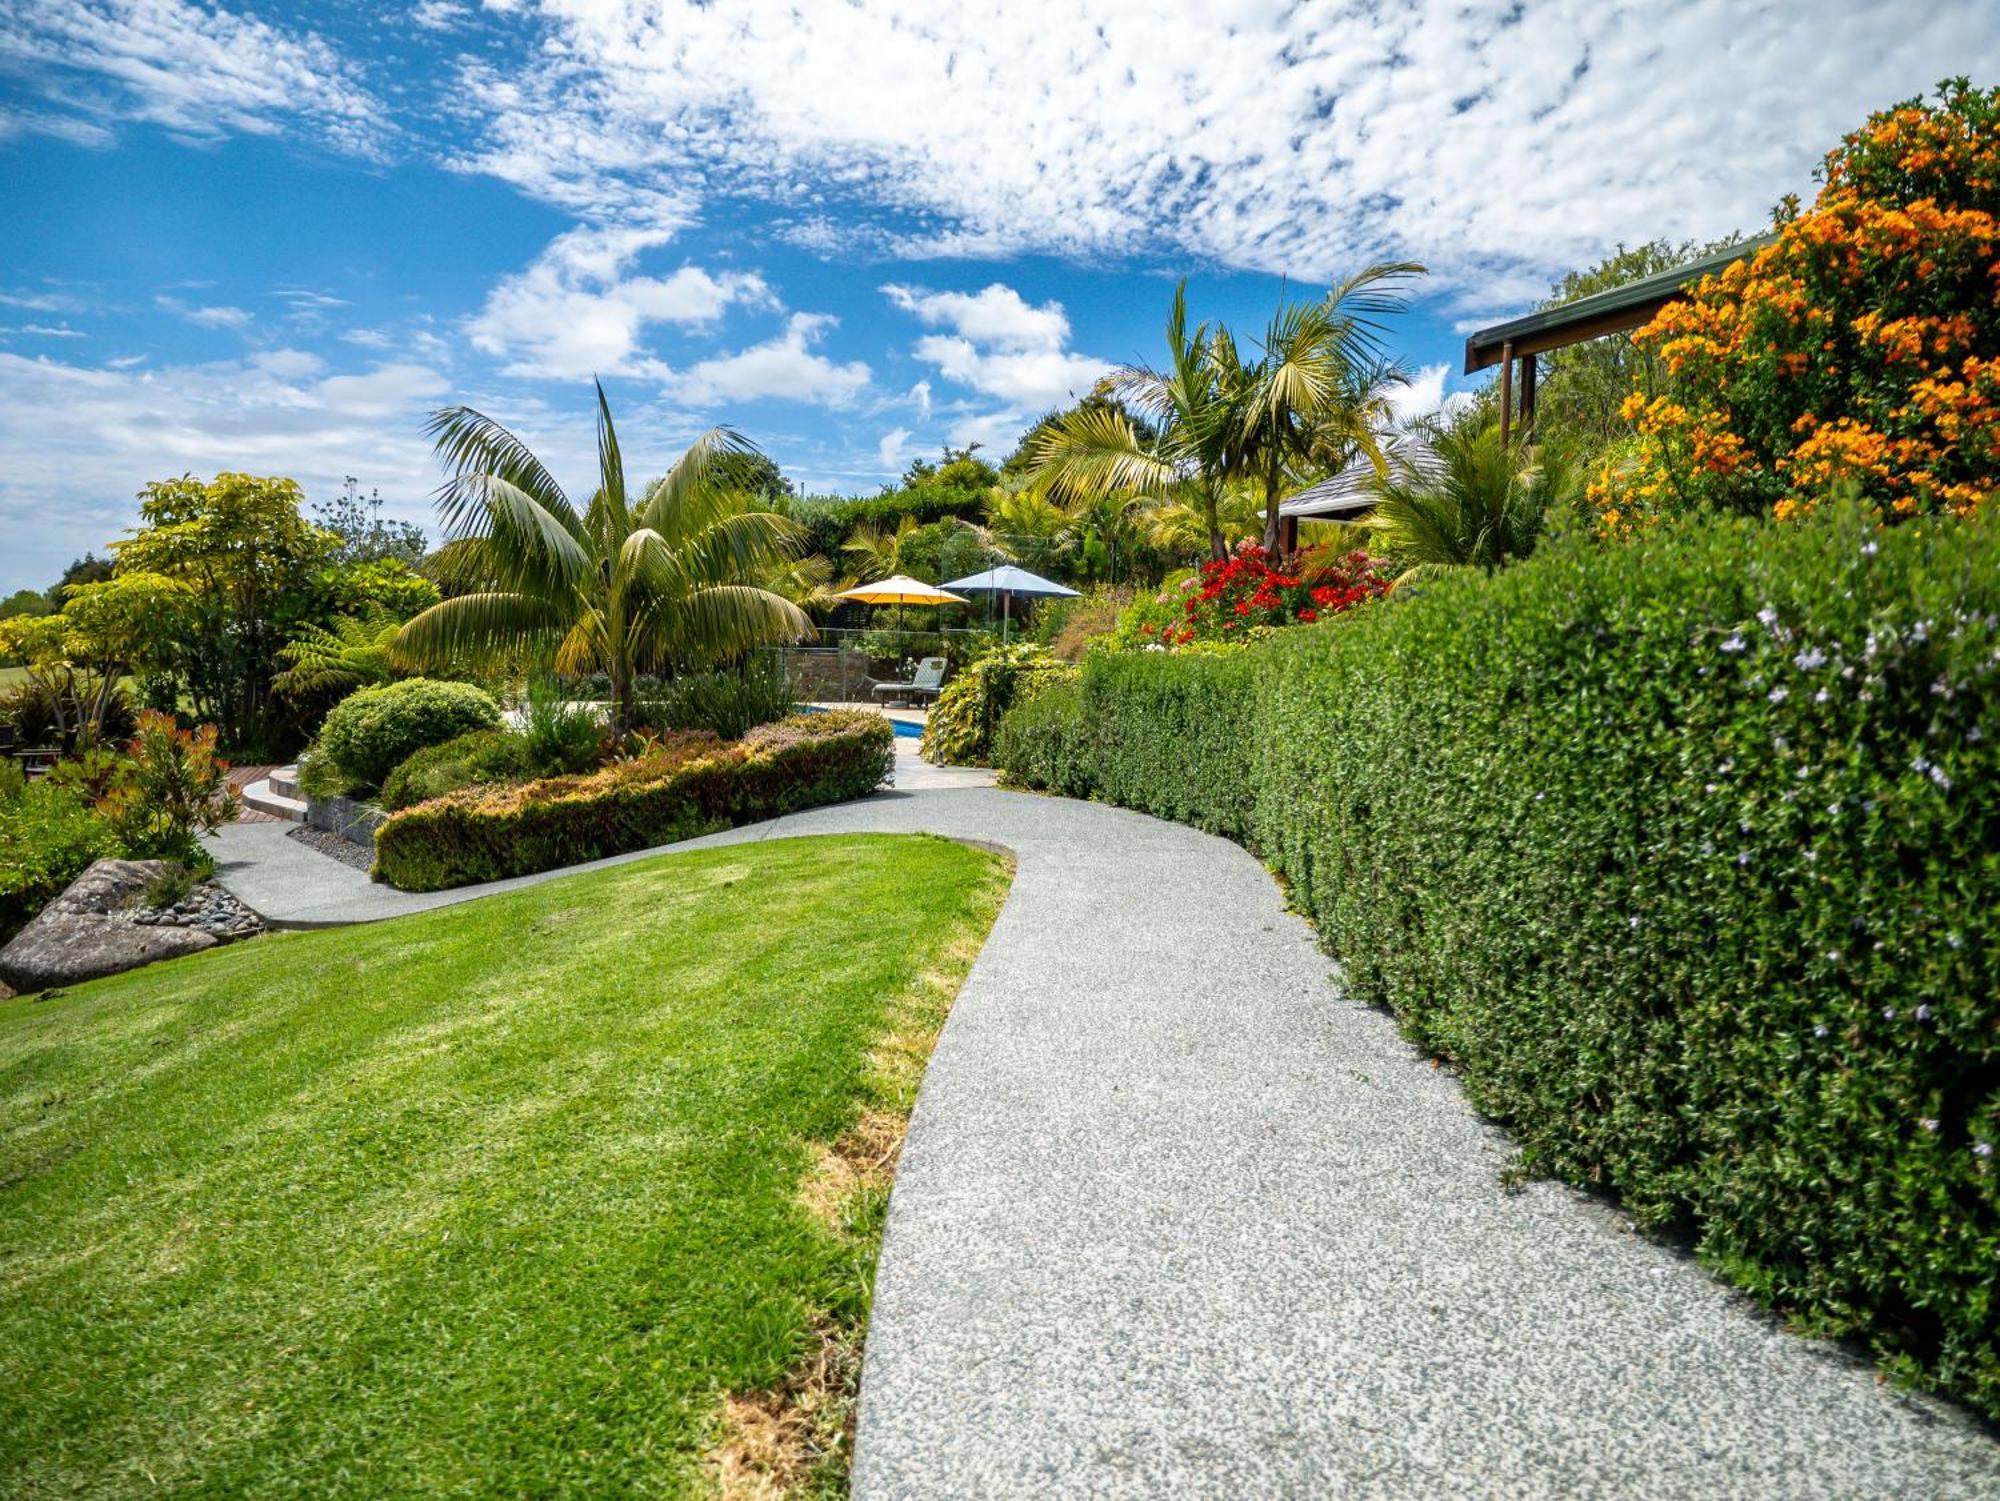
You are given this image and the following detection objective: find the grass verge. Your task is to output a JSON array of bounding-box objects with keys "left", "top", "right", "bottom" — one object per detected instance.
[{"left": 0, "top": 833, "right": 1010, "bottom": 1498}]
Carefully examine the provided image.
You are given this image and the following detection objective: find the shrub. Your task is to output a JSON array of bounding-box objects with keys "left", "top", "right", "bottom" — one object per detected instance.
[
  {"left": 1111, "top": 543, "right": 1391, "bottom": 649},
  {"left": 520, "top": 677, "right": 604, "bottom": 777},
  {"left": 1025, "top": 505, "right": 2000, "bottom": 1414},
  {"left": 1071, "top": 646, "right": 1260, "bottom": 838},
  {"left": 97, "top": 712, "right": 237, "bottom": 865},
  {"left": 1602, "top": 80, "right": 2000, "bottom": 527},
  {"left": 373, "top": 711, "right": 891, "bottom": 891},
  {"left": 378, "top": 729, "right": 535, "bottom": 812},
  {"left": 310, "top": 678, "right": 502, "bottom": 794},
  {"left": 630, "top": 656, "right": 795, "bottom": 742},
  {"left": 991, "top": 675, "right": 1089, "bottom": 795},
  {"left": 919, "top": 644, "right": 1068, "bottom": 767},
  {"left": 0, "top": 783, "right": 121, "bottom": 942},
  {"left": 0, "top": 677, "right": 136, "bottom": 750}
]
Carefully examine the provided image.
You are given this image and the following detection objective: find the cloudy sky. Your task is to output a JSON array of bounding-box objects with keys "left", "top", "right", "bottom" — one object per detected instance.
[{"left": 2, "top": 0, "right": 1995, "bottom": 590}]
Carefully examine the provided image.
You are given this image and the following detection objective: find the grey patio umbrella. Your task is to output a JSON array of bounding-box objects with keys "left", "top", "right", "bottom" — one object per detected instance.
[{"left": 940, "top": 564, "right": 1080, "bottom": 642}]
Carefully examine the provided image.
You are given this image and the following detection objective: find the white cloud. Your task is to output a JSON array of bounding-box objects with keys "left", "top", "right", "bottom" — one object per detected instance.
[
  {"left": 156, "top": 295, "right": 251, "bottom": 330},
  {"left": 669, "top": 313, "right": 871, "bottom": 408},
  {"left": 410, "top": 1, "right": 468, "bottom": 31},
  {"left": 876, "top": 426, "right": 914, "bottom": 470},
  {"left": 438, "top": 1, "right": 2000, "bottom": 291},
  {"left": 886, "top": 281, "right": 1109, "bottom": 447},
  {"left": 0, "top": 0, "right": 388, "bottom": 158},
  {"left": 884, "top": 284, "right": 1071, "bottom": 352},
  {"left": 467, "top": 224, "right": 772, "bottom": 379},
  {"left": 4, "top": 323, "right": 87, "bottom": 339},
  {"left": 0, "top": 351, "right": 451, "bottom": 586}
]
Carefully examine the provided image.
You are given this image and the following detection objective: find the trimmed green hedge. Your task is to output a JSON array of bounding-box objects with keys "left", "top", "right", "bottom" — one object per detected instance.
[
  {"left": 989, "top": 675, "right": 1089, "bottom": 796},
  {"left": 995, "top": 509, "right": 2000, "bottom": 1415},
  {"left": 373, "top": 711, "right": 892, "bottom": 891},
  {"left": 378, "top": 729, "right": 535, "bottom": 812}
]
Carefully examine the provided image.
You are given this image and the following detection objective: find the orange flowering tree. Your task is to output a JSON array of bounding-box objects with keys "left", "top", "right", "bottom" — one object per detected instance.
[{"left": 1597, "top": 79, "right": 1999, "bottom": 529}]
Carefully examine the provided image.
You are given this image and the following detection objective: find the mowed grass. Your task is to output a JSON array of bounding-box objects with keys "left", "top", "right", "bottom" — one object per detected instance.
[{"left": 0, "top": 834, "right": 1009, "bottom": 1498}]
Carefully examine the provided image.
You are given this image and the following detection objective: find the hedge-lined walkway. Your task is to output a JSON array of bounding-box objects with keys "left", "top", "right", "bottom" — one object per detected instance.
[
  {"left": 685, "top": 790, "right": 1998, "bottom": 1498},
  {"left": 212, "top": 768, "right": 2000, "bottom": 1495}
]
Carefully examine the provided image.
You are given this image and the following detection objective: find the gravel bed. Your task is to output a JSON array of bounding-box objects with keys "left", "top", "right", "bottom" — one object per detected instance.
[
  {"left": 123, "top": 880, "right": 264, "bottom": 940},
  {"left": 286, "top": 824, "right": 375, "bottom": 872}
]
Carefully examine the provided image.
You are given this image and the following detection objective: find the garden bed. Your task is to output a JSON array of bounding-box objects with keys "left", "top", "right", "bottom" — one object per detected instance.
[{"left": 373, "top": 710, "right": 893, "bottom": 891}]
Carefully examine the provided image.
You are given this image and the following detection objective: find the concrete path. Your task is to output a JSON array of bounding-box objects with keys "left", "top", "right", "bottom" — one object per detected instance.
[{"left": 211, "top": 755, "right": 2000, "bottom": 1496}]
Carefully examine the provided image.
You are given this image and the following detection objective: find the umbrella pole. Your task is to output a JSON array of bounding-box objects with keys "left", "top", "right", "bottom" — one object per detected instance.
[{"left": 1003, "top": 591, "right": 1010, "bottom": 644}]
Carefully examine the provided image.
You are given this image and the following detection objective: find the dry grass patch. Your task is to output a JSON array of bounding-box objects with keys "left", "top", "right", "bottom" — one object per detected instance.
[{"left": 709, "top": 845, "right": 1013, "bottom": 1498}]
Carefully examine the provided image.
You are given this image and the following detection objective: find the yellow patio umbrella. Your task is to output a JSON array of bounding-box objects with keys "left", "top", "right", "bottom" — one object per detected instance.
[{"left": 832, "top": 574, "right": 968, "bottom": 631}]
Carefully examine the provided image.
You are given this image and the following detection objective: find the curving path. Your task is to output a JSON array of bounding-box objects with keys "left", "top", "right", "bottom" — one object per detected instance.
[{"left": 215, "top": 759, "right": 2000, "bottom": 1497}]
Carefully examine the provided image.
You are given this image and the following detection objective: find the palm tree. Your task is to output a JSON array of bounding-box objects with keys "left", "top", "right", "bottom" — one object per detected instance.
[
  {"left": 1366, "top": 418, "right": 1578, "bottom": 584},
  {"left": 840, "top": 514, "right": 926, "bottom": 583},
  {"left": 1026, "top": 283, "right": 1240, "bottom": 561},
  {"left": 394, "top": 383, "right": 810, "bottom": 735},
  {"left": 1233, "top": 264, "right": 1424, "bottom": 553}
]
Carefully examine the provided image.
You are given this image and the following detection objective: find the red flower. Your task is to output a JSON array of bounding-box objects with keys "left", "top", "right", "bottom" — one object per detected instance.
[{"left": 1298, "top": 608, "right": 1319, "bottom": 623}]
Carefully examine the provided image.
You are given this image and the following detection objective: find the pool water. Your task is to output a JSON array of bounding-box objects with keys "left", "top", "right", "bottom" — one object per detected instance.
[{"left": 796, "top": 704, "right": 925, "bottom": 738}]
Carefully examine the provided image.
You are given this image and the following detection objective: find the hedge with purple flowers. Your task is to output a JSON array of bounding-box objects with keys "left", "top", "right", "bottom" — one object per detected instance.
[{"left": 1000, "top": 506, "right": 2000, "bottom": 1415}]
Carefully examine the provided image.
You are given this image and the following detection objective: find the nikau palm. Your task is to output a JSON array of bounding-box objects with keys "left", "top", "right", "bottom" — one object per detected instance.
[
  {"left": 1366, "top": 419, "right": 1577, "bottom": 583},
  {"left": 1027, "top": 268, "right": 1423, "bottom": 562},
  {"left": 1232, "top": 264, "right": 1423, "bottom": 553},
  {"left": 395, "top": 384, "right": 810, "bottom": 735},
  {"left": 1026, "top": 283, "right": 1237, "bottom": 560}
]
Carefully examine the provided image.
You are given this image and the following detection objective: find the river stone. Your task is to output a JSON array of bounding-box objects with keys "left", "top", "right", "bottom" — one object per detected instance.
[{"left": 0, "top": 859, "right": 219, "bottom": 994}]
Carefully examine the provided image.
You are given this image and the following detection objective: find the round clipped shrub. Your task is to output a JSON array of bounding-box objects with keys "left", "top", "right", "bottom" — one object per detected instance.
[
  {"left": 312, "top": 678, "right": 502, "bottom": 793},
  {"left": 379, "top": 728, "right": 534, "bottom": 811}
]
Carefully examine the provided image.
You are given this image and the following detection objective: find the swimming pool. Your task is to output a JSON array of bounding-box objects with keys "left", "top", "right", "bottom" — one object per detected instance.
[{"left": 796, "top": 704, "right": 925, "bottom": 737}]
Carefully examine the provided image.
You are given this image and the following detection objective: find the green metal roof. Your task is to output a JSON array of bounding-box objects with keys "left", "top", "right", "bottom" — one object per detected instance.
[{"left": 1462, "top": 233, "right": 1776, "bottom": 373}]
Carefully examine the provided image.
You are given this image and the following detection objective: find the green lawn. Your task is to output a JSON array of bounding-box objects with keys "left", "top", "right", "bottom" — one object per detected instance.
[{"left": 0, "top": 834, "right": 1008, "bottom": 1498}]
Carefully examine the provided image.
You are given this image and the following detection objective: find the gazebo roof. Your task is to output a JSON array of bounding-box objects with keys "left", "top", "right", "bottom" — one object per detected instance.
[
  {"left": 1461, "top": 233, "right": 1777, "bottom": 374},
  {"left": 1280, "top": 432, "right": 1440, "bottom": 520}
]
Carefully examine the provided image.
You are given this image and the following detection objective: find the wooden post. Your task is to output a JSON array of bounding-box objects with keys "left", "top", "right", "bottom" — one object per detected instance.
[
  {"left": 1279, "top": 515, "right": 1299, "bottom": 556},
  {"left": 1519, "top": 352, "right": 1537, "bottom": 441},
  {"left": 1498, "top": 340, "right": 1514, "bottom": 446}
]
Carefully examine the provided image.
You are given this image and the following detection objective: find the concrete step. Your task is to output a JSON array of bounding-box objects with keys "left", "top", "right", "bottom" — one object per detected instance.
[
  {"left": 269, "top": 764, "right": 301, "bottom": 800},
  {"left": 240, "top": 776, "right": 307, "bottom": 823}
]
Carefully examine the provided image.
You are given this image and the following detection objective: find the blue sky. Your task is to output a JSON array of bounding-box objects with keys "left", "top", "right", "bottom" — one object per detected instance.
[{"left": 3, "top": 1, "right": 1997, "bottom": 592}]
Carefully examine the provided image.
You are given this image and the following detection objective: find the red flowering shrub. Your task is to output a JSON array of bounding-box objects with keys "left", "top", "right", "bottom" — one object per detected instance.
[{"left": 1140, "top": 542, "right": 1391, "bottom": 647}]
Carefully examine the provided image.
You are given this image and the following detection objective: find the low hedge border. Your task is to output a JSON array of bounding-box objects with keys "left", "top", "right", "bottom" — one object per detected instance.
[
  {"left": 994, "top": 508, "right": 2000, "bottom": 1417},
  {"left": 373, "top": 711, "right": 893, "bottom": 891}
]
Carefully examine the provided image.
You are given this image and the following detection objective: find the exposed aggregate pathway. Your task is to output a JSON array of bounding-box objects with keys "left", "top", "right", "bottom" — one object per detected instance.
[{"left": 212, "top": 747, "right": 2000, "bottom": 1497}]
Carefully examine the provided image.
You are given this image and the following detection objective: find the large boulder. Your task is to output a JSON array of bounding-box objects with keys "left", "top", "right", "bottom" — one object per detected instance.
[{"left": 0, "top": 859, "right": 245, "bottom": 994}]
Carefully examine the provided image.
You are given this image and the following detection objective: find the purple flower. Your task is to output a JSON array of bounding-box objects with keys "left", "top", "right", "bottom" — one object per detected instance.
[
  {"left": 1794, "top": 647, "right": 1827, "bottom": 670},
  {"left": 1768, "top": 686, "right": 1790, "bottom": 704},
  {"left": 1720, "top": 633, "right": 1747, "bottom": 654}
]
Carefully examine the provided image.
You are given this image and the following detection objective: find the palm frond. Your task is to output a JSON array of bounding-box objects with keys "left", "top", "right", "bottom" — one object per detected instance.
[
  {"left": 427, "top": 405, "right": 581, "bottom": 540},
  {"left": 391, "top": 591, "right": 567, "bottom": 670},
  {"left": 639, "top": 426, "right": 759, "bottom": 541}
]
